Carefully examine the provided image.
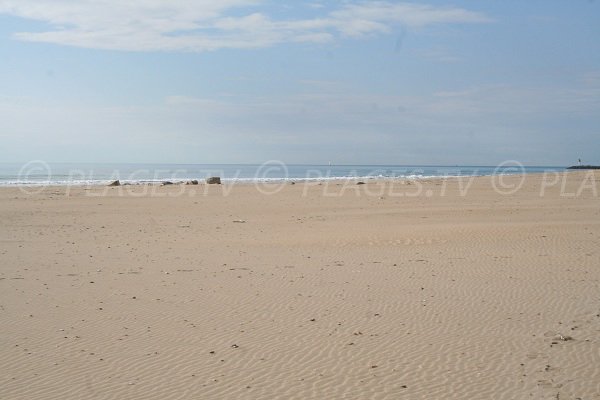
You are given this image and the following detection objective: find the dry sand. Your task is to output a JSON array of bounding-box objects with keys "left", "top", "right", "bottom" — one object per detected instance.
[{"left": 1, "top": 172, "right": 599, "bottom": 399}]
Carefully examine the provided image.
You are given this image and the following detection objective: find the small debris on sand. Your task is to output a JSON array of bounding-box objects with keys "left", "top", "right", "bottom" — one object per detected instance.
[{"left": 557, "top": 334, "right": 573, "bottom": 341}]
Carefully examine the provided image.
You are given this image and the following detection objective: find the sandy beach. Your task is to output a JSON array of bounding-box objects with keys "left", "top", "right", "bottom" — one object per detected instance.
[{"left": 1, "top": 171, "right": 599, "bottom": 400}]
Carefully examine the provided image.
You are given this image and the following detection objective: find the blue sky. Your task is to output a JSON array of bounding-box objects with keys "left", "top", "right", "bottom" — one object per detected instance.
[{"left": 0, "top": 1, "right": 599, "bottom": 165}]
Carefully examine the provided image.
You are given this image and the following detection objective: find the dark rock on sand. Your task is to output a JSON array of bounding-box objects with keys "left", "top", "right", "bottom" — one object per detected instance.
[
  {"left": 556, "top": 334, "right": 573, "bottom": 341},
  {"left": 186, "top": 180, "right": 199, "bottom": 185},
  {"left": 206, "top": 177, "right": 221, "bottom": 184},
  {"left": 356, "top": 181, "right": 365, "bottom": 185},
  {"left": 162, "top": 181, "right": 174, "bottom": 186},
  {"left": 108, "top": 180, "right": 121, "bottom": 187}
]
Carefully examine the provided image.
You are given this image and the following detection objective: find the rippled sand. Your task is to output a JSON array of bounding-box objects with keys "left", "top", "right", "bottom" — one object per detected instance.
[{"left": 1, "top": 172, "right": 599, "bottom": 399}]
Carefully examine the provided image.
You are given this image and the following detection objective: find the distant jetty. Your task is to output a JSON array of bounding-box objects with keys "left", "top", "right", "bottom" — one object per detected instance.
[{"left": 567, "top": 165, "right": 600, "bottom": 170}]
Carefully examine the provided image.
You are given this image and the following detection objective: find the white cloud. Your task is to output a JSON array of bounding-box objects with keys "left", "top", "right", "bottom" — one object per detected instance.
[
  {"left": 331, "top": 2, "right": 489, "bottom": 28},
  {"left": 0, "top": 1, "right": 490, "bottom": 52}
]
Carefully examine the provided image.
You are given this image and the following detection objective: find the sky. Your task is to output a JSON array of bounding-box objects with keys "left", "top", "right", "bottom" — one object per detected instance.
[{"left": 0, "top": 0, "right": 599, "bottom": 166}]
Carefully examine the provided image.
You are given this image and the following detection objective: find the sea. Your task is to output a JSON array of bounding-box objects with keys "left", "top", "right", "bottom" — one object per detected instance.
[{"left": 0, "top": 162, "right": 566, "bottom": 187}]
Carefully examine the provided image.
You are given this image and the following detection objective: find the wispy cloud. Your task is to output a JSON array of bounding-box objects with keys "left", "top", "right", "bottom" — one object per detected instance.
[
  {"left": 417, "top": 48, "right": 462, "bottom": 63},
  {"left": 1, "top": 73, "right": 598, "bottom": 164},
  {"left": 0, "top": 1, "right": 490, "bottom": 52}
]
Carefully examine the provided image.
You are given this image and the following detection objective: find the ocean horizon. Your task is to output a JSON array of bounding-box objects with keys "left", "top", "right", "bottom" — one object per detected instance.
[{"left": 0, "top": 162, "right": 567, "bottom": 187}]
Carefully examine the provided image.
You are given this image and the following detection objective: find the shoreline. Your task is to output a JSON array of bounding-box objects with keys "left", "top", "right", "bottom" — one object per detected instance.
[
  {"left": 0, "top": 168, "right": 577, "bottom": 190},
  {"left": 0, "top": 163, "right": 567, "bottom": 188},
  {"left": 1, "top": 171, "right": 595, "bottom": 201}
]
